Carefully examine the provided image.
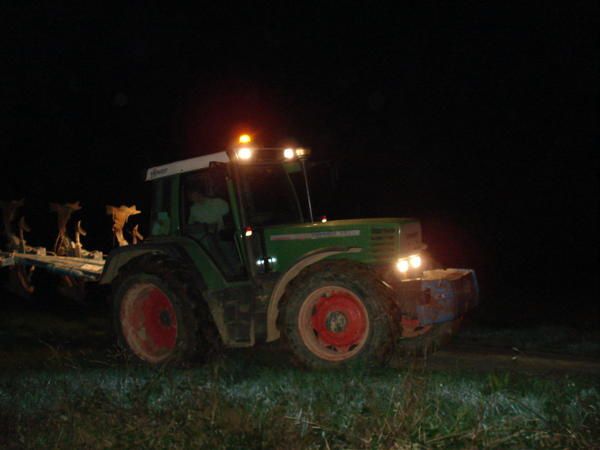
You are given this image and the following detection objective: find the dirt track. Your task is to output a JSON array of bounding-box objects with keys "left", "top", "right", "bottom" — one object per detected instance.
[
  {"left": 414, "top": 343, "right": 600, "bottom": 376},
  {"left": 1, "top": 292, "right": 599, "bottom": 375},
  {"left": 2, "top": 336, "right": 600, "bottom": 377}
]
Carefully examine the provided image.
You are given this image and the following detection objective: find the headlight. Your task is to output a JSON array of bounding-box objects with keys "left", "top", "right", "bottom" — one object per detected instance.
[
  {"left": 396, "top": 254, "right": 422, "bottom": 273},
  {"left": 409, "top": 254, "right": 422, "bottom": 268},
  {"left": 396, "top": 259, "right": 409, "bottom": 273}
]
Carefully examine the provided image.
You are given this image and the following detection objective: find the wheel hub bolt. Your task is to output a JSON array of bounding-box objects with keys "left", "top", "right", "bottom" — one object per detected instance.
[
  {"left": 326, "top": 311, "right": 347, "bottom": 333},
  {"left": 159, "top": 310, "right": 172, "bottom": 327}
]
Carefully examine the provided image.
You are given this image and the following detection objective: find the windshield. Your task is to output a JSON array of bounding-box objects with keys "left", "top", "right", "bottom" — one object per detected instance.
[{"left": 240, "top": 164, "right": 303, "bottom": 226}]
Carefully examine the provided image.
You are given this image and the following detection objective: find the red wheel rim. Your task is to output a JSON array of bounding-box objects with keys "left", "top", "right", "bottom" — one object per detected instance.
[
  {"left": 298, "top": 286, "right": 369, "bottom": 361},
  {"left": 120, "top": 282, "right": 178, "bottom": 363}
]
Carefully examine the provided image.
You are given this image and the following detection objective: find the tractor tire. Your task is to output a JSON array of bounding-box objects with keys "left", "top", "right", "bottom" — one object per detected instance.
[
  {"left": 111, "top": 256, "right": 205, "bottom": 366},
  {"left": 280, "top": 261, "right": 396, "bottom": 369}
]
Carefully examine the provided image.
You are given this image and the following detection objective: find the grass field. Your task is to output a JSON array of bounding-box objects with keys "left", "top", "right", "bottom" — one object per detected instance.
[
  {"left": 1, "top": 348, "right": 599, "bottom": 449},
  {"left": 0, "top": 294, "right": 599, "bottom": 449}
]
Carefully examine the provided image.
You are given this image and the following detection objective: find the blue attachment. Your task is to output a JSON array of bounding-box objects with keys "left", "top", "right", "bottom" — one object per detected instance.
[{"left": 416, "top": 269, "right": 479, "bottom": 325}]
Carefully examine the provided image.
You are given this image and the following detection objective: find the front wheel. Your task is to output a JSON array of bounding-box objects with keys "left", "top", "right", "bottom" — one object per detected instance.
[{"left": 281, "top": 263, "right": 394, "bottom": 369}]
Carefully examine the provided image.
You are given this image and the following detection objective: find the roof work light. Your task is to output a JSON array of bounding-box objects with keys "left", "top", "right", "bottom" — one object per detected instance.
[
  {"left": 236, "top": 147, "right": 253, "bottom": 160},
  {"left": 295, "top": 148, "right": 310, "bottom": 158}
]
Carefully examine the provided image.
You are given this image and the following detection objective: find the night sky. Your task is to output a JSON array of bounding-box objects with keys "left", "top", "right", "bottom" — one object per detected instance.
[{"left": 2, "top": 4, "right": 598, "bottom": 320}]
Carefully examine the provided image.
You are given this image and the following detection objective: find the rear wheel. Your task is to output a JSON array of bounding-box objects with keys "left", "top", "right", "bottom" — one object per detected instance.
[
  {"left": 281, "top": 262, "right": 394, "bottom": 369},
  {"left": 111, "top": 258, "right": 201, "bottom": 365}
]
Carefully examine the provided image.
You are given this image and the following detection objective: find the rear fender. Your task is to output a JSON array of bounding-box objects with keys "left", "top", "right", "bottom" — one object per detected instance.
[{"left": 99, "top": 242, "right": 192, "bottom": 285}]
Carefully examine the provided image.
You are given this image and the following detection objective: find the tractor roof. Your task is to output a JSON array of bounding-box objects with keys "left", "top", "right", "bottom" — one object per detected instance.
[{"left": 145, "top": 151, "right": 230, "bottom": 181}]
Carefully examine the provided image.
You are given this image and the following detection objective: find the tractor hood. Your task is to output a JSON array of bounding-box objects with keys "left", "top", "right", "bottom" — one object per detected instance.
[{"left": 262, "top": 218, "right": 425, "bottom": 273}]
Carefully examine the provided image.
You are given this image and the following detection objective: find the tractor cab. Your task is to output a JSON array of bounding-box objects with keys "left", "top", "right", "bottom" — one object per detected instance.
[{"left": 145, "top": 136, "right": 313, "bottom": 286}]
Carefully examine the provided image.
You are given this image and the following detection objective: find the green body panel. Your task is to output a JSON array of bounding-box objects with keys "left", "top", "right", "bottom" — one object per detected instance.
[{"left": 262, "top": 218, "right": 422, "bottom": 274}]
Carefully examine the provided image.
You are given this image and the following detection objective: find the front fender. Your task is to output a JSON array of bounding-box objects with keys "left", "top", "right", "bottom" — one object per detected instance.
[{"left": 265, "top": 246, "right": 362, "bottom": 342}]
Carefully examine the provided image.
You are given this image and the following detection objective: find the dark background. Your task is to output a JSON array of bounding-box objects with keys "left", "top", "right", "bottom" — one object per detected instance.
[{"left": 2, "top": 4, "right": 598, "bottom": 324}]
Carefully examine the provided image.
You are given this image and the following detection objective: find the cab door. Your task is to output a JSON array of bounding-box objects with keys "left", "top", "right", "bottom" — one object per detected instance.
[
  {"left": 237, "top": 163, "right": 304, "bottom": 276},
  {"left": 180, "top": 165, "right": 245, "bottom": 280}
]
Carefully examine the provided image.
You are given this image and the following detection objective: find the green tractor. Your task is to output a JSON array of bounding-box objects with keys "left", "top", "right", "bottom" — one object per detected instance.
[{"left": 101, "top": 137, "right": 478, "bottom": 368}]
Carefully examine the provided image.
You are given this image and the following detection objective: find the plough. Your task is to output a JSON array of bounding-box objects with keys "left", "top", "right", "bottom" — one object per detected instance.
[{"left": 0, "top": 199, "right": 143, "bottom": 297}]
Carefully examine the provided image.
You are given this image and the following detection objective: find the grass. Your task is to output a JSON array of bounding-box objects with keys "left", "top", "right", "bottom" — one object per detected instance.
[
  {"left": 1, "top": 292, "right": 598, "bottom": 448},
  {"left": 1, "top": 350, "right": 598, "bottom": 449}
]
